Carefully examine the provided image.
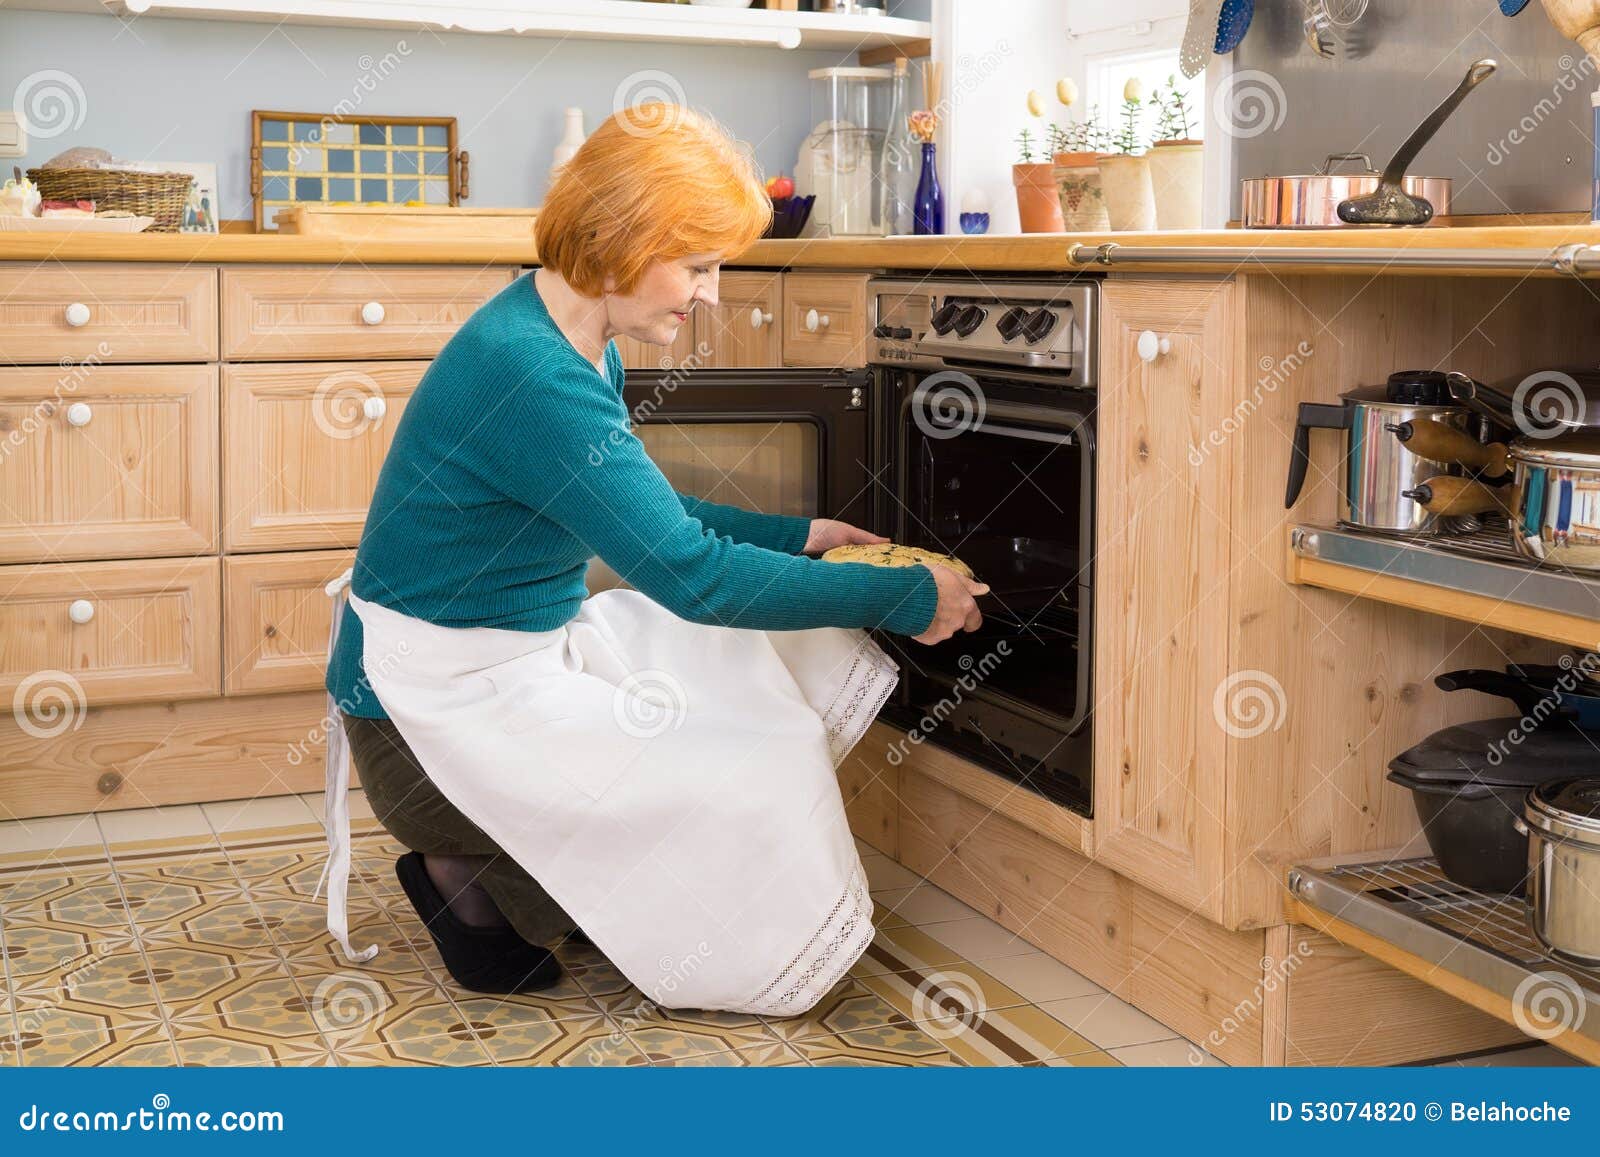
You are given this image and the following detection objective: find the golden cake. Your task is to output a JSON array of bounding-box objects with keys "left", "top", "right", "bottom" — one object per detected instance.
[{"left": 821, "top": 542, "right": 975, "bottom": 579}]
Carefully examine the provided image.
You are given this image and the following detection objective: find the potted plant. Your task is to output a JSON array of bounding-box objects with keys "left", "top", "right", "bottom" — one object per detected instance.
[
  {"left": 1013, "top": 90, "right": 1065, "bottom": 233},
  {"left": 1145, "top": 75, "right": 1202, "bottom": 230},
  {"left": 1049, "top": 80, "right": 1110, "bottom": 232},
  {"left": 1096, "top": 78, "right": 1156, "bottom": 231}
]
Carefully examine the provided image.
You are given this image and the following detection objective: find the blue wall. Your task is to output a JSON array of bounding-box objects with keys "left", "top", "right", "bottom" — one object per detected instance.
[{"left": 0, "top": 6, "right": 926, "bottom": 222}]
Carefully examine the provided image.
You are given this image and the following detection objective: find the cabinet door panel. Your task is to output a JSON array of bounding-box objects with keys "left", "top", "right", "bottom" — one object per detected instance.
[
  {"left": 1093, "top": 278, "right": 1237, "bottom": 921},
  {"left": 698, "top": 270, "right": 782, "bottom": 368},
  {"left": 224, "top": 550, "right": 355, "bottom": 695}
]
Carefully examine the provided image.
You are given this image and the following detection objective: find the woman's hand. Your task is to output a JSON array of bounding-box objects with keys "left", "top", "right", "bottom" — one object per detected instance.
[
  {"left": 912, "top": 564, "right": 990, "bottom": 645},
  {"left": 803, "top": 519, "right": 888, "bottom": 555}
]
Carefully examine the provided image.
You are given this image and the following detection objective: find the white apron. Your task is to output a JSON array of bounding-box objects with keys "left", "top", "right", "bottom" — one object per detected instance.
[{"left": 317, "top": 572, "right": 895, "bottom": 1015}]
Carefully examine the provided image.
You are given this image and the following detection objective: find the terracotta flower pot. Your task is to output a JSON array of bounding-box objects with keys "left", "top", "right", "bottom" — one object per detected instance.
[
  {"left": 1012, "top": 162, "right": 1065, "bottom": 233},
  {"left": 1051, "top": 150, "right": 1109, "bottom": 232},
  {"left": 1096, "top": 153, "right": 1156, "bottom": 231},
  {"left": 1146, "top": 139, "right": 1203, "bottom": 231}
]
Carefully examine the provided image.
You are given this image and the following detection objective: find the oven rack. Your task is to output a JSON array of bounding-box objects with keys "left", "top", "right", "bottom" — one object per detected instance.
[{"left": 1286, "top": 855, "right": 1600, "bottom": 1063}]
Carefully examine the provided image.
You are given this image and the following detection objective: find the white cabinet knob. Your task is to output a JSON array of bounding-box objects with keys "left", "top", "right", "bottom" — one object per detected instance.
[
  {"left": 1137, "top": 330, "right": 1172, "bottom": 363},
  {"left": 68, "top": 599, "right": 95, "bottom": 625},
  {"left": 65, "top": 402, "right": 93, "bottom": 427},
  {"left": 362, "top": 395, "right": 387, "bottom": 422},
  {"left": 360, "top": 300, "right": 386, "bottom": 326},
  {"left": 749, "top": 307, "right": 773, "bottom": 329},
  {"left": 805, "top": 308, "right": 830, "bottom": 332},
  {"left": 64, "top": 301, "right": 91, "bottom": 328}
]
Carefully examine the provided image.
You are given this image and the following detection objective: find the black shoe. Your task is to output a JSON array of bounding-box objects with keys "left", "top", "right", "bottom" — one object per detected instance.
[
  {"left": 394, "top": 852, "right": 563, "bottom": 994},
  {"left": 563, "top": 927, "right": 595, "bottom": 948}
]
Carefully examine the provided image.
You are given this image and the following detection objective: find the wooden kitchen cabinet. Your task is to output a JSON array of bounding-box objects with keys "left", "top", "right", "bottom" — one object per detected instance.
[
  {"left": 222, "top": 361, "right": 424, "bottom": 551},
  {"left": 614, "top": 323, "right": 700, "bottom": 372},
  {"left": 0, "top": 264, "right": 217, "bottom": 364},
  {"left": 781, "top": 271, "right": 869, "bottom": 367},
  {"left": 0, "top": 364, "right": 218, "bottom": 564},
  {"left": 224, "top": 550, "right": 355, "bottom": 695},
  {"left": 696, "top": 270, "right": 782, "bottom": 368},
  {"left": 1093, "top": 279, "right": 1238, "bottom": 923}
]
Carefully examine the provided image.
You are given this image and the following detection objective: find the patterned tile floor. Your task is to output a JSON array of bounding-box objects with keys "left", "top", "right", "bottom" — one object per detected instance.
[{"left": 0, "top": 795, "right": 1575, "bottom": 1068}]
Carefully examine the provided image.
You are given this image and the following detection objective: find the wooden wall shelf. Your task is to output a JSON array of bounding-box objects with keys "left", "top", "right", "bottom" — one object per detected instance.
[
  {"left": 1288, "top": 524, "right": 1600, "bottom": 650},
  {"left": 17, "top": 0, "right": 932, "bottom": 51}
]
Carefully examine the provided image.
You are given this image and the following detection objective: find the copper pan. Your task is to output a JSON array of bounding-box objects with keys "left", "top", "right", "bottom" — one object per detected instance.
[{"left": 1239, "top": 153, "right": 1452, "bottom": 229}]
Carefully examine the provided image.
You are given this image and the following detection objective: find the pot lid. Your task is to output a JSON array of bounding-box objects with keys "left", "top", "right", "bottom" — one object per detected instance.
[
  {"left": 1385, "top": 370, "right": 1453, "bottom": 405},
  {"left": 1387, "top": 718, "right": 1600, "bottom": 787},
  {"left": 1530, "top": 776, "right": 1600, "bottom": 820},
  {"left": 1509, "top": 430, "right": 1600, "bottom": 468},
  {"left": 1340, "top": 383, "right": 1463, "bottom": 411}
]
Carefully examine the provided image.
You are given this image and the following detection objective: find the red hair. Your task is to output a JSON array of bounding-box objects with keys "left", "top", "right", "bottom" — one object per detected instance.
[{"left": 535, "top": 104, "right": 771, "bottom": 296}]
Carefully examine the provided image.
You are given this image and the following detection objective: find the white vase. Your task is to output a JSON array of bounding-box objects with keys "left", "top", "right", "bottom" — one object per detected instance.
[
  {"left": 1097, "top": 153, "right": 1157, "bottom": 231},
  {"left": 1146, "top": 140, "right": 1204, "bottom": 231},
  {"left": 550, "top": 107, "right": 586, "bottom": 183}
]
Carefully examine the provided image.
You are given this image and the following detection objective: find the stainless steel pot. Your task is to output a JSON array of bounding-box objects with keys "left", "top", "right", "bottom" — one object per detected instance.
[
  {"left": 1286, "top": 372, "right": 1473, "bottom": 535},
  {"left": 1240, "top": 154, "right": 1453, "bottom": 229},
  {"left": 1517, "top": 777, "right": 1600, "bottom": 967},
  {"left": 1447, "top": 370, "right": 1600, "bottom": 572}
]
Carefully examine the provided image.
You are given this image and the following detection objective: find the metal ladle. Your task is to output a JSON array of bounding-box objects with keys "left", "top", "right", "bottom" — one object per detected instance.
[{"left": 1337, "top": 58, "right": 1498, "bottom": 226}]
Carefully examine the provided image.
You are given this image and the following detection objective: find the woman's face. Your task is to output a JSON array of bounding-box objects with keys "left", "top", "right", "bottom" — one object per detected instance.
[{"left": 607, "top": 253, "right": 722, "bottom": 347}]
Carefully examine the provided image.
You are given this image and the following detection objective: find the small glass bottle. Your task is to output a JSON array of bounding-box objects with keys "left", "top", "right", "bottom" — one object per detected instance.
[
  {"left": 914, "top": 141, "right": 944, "bottom": 235},
  {"left": 879, "top": 57, "right": 917, "bottom": 235}
]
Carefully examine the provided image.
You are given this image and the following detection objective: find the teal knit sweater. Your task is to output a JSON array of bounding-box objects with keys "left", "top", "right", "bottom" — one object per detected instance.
[{"left": 325, "top": 271, "right": 939, "bottom": 719}]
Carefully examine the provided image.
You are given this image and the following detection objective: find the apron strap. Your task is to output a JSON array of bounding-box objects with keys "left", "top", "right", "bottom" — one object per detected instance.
[{"left": 314, "top": 567, "right": 380, "bottom": 964}]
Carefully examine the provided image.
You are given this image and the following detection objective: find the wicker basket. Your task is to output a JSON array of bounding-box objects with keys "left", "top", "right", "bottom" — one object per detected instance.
[{"left": 25, "top": 167, "right": 193, "bottom": 232}]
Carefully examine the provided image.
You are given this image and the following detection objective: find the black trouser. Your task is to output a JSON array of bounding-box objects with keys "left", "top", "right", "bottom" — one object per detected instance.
[{"left": 341, "top": 714, "right": 576, "bottom": 945}]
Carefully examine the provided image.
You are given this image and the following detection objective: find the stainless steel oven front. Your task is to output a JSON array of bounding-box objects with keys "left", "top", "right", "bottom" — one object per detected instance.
[{"left": 867, "top": 277, "right": 1098, "bottom": 815}]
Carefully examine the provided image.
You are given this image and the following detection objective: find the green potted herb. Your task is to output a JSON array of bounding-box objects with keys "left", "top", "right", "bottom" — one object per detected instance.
[
  {"left": 1145, "top": 74, "right": 1202, "bottom": 230},
  {"left": 1096, "top": 77, "right": 1156, "bottom": 231},
  {"left": 1013, "top": 92, "right": 1064, "bottom": 233}
]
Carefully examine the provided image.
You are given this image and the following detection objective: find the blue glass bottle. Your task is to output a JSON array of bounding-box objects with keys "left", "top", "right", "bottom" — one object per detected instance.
[{"left": 913, "top": 141, "right": 944, "bottom": 235}]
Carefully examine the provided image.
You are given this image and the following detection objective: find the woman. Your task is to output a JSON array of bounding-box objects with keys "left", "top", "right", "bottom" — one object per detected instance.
[{"left": 318, "top": 104, "right": 988, "bottom": 1014}]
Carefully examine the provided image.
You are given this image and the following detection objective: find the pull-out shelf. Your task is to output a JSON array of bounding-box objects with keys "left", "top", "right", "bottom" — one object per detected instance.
[{"left": 1286, "top": 856, "right": 1599, "bottom": 1064}]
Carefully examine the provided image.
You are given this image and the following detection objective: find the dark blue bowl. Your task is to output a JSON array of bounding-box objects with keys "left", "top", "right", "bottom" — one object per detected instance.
[
  {"left": 959, "top": 211, "right": 990, "bottom": 235},
  {"left": 764, "top": 195, "right": 815, "bottom": 239}
]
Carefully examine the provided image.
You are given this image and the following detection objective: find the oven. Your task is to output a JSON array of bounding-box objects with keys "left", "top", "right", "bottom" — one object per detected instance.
[{"left": 869, "top": 277, "right": 1098, "bottom": 815}]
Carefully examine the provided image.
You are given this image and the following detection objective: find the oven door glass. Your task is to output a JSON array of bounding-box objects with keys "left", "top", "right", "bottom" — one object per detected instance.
[{"left": 879, "top": 375, "right": 1095, "bottom": 812}]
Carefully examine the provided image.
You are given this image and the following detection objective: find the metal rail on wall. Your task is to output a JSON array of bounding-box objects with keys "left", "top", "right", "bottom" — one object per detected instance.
[{"left": 1067, "top": 241, "right": 1600, "bottom": 276}]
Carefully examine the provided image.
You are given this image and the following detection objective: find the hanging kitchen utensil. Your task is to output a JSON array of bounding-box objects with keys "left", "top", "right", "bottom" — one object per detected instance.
[
  {"left": 1181, "top": 0, "right": 1228, "bottom": 77},
  {"left": 1304, "top": 0, "right": 1336, "bottom": 57},
  {"left": 1285, "top": 370, "right": 1477, "bottom": 535},
  {"left": 1324, "top": 0, "right": 1369, "bottom": 23},
  {"left": 1337, "top": 58, "right": 1498, "bottom": 225},
  {"left": 1214, "top": 0, "right": 1254, "bottom": 53}
]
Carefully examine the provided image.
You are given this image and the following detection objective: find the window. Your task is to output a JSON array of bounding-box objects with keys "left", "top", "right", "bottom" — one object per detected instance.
[{"left": 1085, "top": 47, "right": 1204, "bottom": 143}]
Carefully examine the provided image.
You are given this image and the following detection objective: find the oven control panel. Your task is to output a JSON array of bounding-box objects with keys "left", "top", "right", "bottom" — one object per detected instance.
[{"left": 867, "top": 276, "right": 1097, "bottom": 387}]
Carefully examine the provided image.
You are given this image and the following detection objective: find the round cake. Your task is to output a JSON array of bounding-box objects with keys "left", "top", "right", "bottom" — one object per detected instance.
[{"left": 821, "top": 542, "right": 975, "bottom": 579}]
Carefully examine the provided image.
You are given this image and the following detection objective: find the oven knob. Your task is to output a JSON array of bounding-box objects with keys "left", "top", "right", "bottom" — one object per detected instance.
[
  {"left": 996, "top": 306, "right": 1030, "bottom": 342},
  {"left": 952, "top": 304, "right": 987, "bottom": 337},
  {"left": 1021, "top": 307, "right": 1057, "bottom": 343},
  {"left": 892, "top": 326, "right": 912, "bottom": 340},
  {"left": 873, "top": 323, "right": 892, "bottom": 338},
  {"left": 929, "top": 301, "right": 962, "bottom": 335}
]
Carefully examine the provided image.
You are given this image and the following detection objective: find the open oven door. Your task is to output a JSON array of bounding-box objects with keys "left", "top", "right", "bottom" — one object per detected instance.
[{"left": 587, "top": 367, "right": 880, "bottom": 592}]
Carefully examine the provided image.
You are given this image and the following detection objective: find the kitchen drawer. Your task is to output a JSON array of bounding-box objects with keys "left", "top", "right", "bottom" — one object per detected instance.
[
  {"left": 0, "top": 556, "right": 221, "bottom": 709},
  {"left": 224, "top": 550, "right": 354, "bottom": 695},
  {"left": 699, "top": 270, "right": 782, "bottom": 368},
  {"left": 781, "top": 272, "right": 869, "bottom": 368},
  {"left": 224, "top": 361, "right": 423, "bottom": 551},
  {"left": 0, "top": 264, "right": 217, "bottom": 363},
  {"left": 0, "top": 365, "right": 218, "bottom": 563},
  {"left": 222, "top": 266, "right": 514, "bottom": 360}
]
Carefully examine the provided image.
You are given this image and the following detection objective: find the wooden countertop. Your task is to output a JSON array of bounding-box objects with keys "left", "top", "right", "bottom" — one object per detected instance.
[{"left": 5, "top": 223, "right": 1600, "bottom": 273}]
